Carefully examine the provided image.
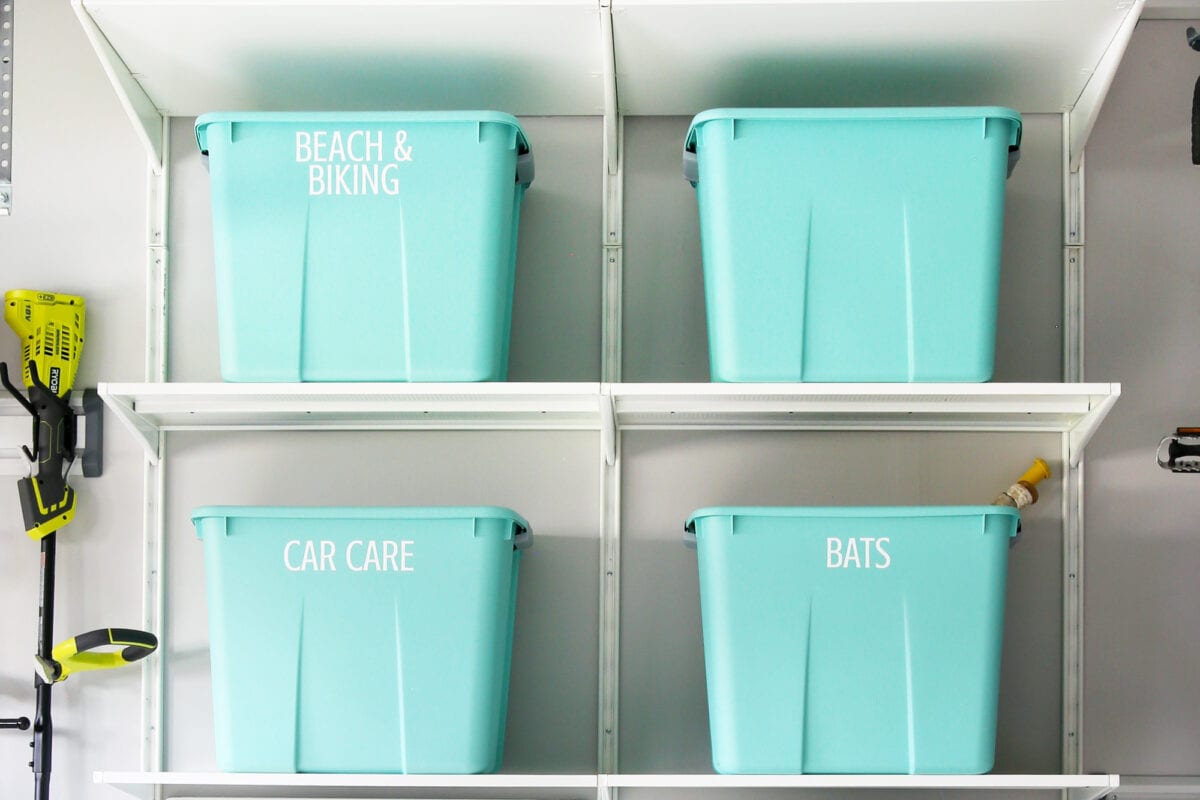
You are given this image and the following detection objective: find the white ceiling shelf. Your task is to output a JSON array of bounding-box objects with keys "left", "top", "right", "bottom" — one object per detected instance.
[
  {"left": 73, "top": 0, "right": 1145, "bottom": 169},
  {"left": 94, "top": 771, "right": 1120, "bottom": 800},
  {"left": 612, "top": 1, "right": 1135, "bottom": 113},
  {"left": 99, "top": 381, "right": 1120, "bottom": 467},
  {"left": 75, "top": 0, "right": 607, "bottom": 117}
]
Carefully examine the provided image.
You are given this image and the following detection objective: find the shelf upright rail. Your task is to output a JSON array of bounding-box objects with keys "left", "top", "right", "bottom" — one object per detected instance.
[
  {"left": 141, "top": 116, "right": 168, "bottom": 793},
  {"left": 0, "top": 0, "right": 13, "bottom": 216},
  {"left": 598, "top": 3, "right": 624, "bottom": 796}
]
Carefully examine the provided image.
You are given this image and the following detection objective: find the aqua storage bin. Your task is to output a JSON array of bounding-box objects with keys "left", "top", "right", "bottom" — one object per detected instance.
[
  {"left": 195, "top": 112, "right": 534, "bottom": 382},
  {"left": 685, "top": 505, "right": 1019, "bottom": 774},
  {"left": 192, "top": 506, "right": 531, "bottom": 773},
  {"left": 684, "top": 108, "right": 1022, "bottom": 382}
]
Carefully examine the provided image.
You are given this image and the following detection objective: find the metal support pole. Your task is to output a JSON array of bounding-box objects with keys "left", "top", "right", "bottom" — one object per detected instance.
[
  {"left": 140, "top": 117, "right": 169, "bottom": 798},
  {"left": 1061, "top": 111, "right": 1086, "bottom": 777},
  {"left": 598, "top": 2, "right": 622, "bottom": 791}
]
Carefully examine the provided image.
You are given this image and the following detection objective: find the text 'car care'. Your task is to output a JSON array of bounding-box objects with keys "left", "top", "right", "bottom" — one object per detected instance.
[
  {"left": 826, "top": 537, "right": 891, "bottom": 569},
  {"left": 296, "top": 130, "right": 414, "bottom": 196},
  {"left": 284, "top": 539, "right": 414, "bottom": 572}
]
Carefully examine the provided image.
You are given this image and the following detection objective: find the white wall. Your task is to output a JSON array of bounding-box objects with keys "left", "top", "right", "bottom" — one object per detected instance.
[{"left": 0, "top": 2, "right": 148, "bottom": 799}]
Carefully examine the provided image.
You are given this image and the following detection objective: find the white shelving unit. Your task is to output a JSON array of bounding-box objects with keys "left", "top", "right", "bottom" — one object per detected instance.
[
  {"left": 71, "top": 1, "right": 1148, "bottom": 796},
  {"left": 92, "top": 379, "right": 1124, "bottom": 795},
  {"left": 93, "top": 770, "right": 1121, "bottom": 800}
]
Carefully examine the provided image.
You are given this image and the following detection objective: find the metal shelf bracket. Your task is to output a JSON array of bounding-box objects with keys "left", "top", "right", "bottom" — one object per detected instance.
[{"left": 1069, "top": 389, "right": 1121, "bottom": 468}]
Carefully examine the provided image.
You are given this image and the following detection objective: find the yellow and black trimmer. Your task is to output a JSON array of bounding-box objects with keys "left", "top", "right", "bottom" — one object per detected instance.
[{"left": 0, "top": 290, "right": 158, "bottom": 800}]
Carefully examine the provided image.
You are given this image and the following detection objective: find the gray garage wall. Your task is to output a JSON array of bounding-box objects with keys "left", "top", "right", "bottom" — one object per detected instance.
[{"left": 1084, "top": 18, "right": 1200, "bottom": 775}]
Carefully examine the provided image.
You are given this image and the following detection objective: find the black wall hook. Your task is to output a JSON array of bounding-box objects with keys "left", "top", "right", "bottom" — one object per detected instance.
[{"left": 0, "top": 362, "right": 36, "bottom": 417}]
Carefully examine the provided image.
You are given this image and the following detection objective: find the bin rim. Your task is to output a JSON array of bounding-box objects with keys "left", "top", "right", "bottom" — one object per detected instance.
[
  {"left": 191, "top": 505, "right": 531, "bottom": 538},
  {"left": 683, "top": 106, "right": 1023, "bottom": 153},
  {"left": 195, "top": 110, "right": 531, "bottom": 155},
  {"left": 685, "top": 504, "right": 1019, "bottom": 532}
]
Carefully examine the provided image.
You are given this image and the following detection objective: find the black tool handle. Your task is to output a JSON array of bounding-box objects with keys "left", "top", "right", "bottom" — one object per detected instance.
[
  {"left": 31, "top": 533, "right": 55, "bottom": 800},
  {"left": 13, "top": 364, "right": 77, "bottom": 539}
]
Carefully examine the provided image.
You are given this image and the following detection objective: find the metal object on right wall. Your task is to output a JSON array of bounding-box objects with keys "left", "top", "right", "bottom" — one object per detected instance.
[{"left": 1158, "top": 429, "right": 1200, "bottom": 472}]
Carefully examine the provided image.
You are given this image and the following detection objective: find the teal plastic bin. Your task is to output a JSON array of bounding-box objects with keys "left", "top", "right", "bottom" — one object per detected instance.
[
  {"left": 685, "top": 506, "right": 1019, "bottom": 774},
  {"left": 192, "top": 506, "right": 531, "bottom": 773},
  {"left": 195, "top": 112, "right": 534, "bottom": 382},
  {"left": 684, "top": 108, "right": 1022, "bottom": 382}
]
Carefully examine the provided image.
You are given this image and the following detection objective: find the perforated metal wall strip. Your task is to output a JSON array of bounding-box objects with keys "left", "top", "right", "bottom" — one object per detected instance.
[{"left": 0, "top": 0, "right": 13, "bottom": 214}]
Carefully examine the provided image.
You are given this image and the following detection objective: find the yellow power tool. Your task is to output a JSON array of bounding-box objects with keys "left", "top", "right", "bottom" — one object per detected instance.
[
  {"left": 1, "top": 290, "right": 85, "bottom": 538},
  {"left": 0, "top": 289, "right": 158, "bottom": 800}
]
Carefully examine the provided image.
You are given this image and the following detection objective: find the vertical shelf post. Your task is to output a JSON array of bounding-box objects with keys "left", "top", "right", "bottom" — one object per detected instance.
[
  {"left": 1062, "top": 107, "right": 1086, "bottom": 778},
  {"left": 140, "top": 116, "right": 169, "bottom": 794},
  {"left": 598, "top": 0, "right": 622, "bottom": 785}
]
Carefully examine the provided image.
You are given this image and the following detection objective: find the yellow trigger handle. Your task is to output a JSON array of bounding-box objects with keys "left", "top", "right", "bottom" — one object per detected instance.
[{"left": 36, "top": 628, "right": 158, "bottom": 683}]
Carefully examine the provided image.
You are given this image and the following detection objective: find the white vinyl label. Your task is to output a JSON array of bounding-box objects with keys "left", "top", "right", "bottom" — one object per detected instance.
[
  {"left": 283, "top": 539, "right": 414, "bottom": 572},
  {"left": 296, "top": 130, "right": 413, "bottom": 196},
  {"left": 826, "top": 537, "right": 891, "bottom": 569}
]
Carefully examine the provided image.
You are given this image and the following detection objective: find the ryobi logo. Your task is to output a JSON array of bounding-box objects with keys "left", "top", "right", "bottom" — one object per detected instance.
[
  {"left": 283, "top": 539, "right": 414, "bottom": 573},
  {"left": 295, "top": 130, "right": 414, "bottom": 197},
  {"left": 48, "top": 367, "right": 60, "bottom": 395},
  {"left": 826, "top": 537, "right": 891, "bottom": 569}
]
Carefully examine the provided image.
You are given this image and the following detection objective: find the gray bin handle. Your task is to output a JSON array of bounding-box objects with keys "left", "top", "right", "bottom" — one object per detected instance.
[
  {"left": 513, "top": 525, "right": 533, "bottom": 551},
  {"left": 1007, "top": 147, "right": 1020, "bottom": 179},
  {"left": 516, "top": 151, "right": 535, "bottom": 187},
  {"left": 682, "top": 149, "right": 699, "bottom": 185},
  {"left": 682, "top": 522, "right": 697, "bottom": 550}
]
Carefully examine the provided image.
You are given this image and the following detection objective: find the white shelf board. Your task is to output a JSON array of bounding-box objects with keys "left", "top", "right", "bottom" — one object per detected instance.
[
  {"left": 76, "top": 0, "right": 606, "bottom": 117},
  {"left": 611, "top": 0, "right": 1139, "bottom": 114},
  {"left": 94, "top": 771, "right": 599, "bottom": 800},
  {"left": 98, "top": 382, "right": 604, "bottom": 463},
  {"left": 94, "top": 771, "right": 1119, "bottom": 800},
  {"left": 610, "top": 772, "right": 1119, "bottom": 799},
  {"left": 613, "top": 382, "right": 1120, "bottom": 433},
  {"left": 99, "top": 382, "right": 1121, "bottom": 465}
]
